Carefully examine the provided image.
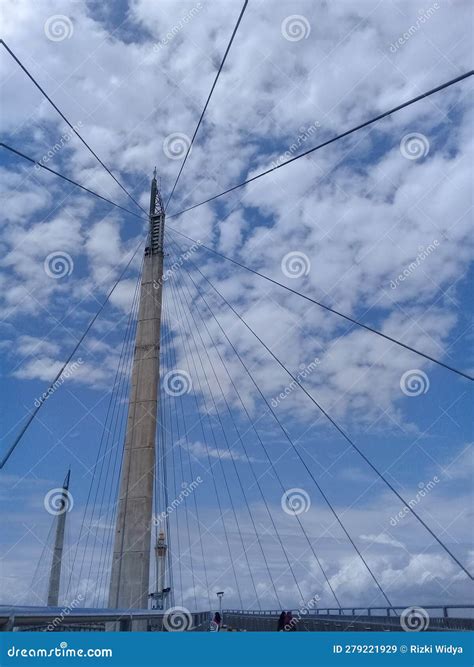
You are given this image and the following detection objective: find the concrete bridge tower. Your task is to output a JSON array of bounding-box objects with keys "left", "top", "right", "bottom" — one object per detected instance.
[
  {"left": 108, "top": 171, "right": 166, "bottom": 611},
  {"left": 47, "top": 469, "right": 71, "bottom": 606}
]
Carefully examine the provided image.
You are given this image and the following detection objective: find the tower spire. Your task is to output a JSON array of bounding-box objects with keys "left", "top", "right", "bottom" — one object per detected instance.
[
  {"left": 108, "top": 171, "right": 166, "bottom": 619},
  {"left": 47, "top": 468, "right": 71, "bottom": 607}
]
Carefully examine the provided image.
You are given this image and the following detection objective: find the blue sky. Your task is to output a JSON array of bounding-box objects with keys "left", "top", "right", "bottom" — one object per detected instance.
[{"left": 0, "top": 0, "right": 473, "bottom": 613}]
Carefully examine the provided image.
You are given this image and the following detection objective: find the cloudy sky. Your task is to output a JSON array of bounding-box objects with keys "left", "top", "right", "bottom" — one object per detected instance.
[{"left": 0, "top": 0, "right": 473, "bottom": 615}]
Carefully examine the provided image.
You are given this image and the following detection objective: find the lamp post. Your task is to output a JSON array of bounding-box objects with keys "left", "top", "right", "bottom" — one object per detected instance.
[{"left": 217, "top": 591, "right": 224, "bottom": 626}]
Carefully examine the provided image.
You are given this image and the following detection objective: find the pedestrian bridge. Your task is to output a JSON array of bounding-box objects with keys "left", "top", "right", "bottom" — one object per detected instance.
[{"left": 1, "top": 606, "right": 472, "bottom": 632}]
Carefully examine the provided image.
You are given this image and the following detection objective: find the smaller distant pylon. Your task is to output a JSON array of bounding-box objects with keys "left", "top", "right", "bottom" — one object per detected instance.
[{"left": 150, "top": 531, "right": 170, "bottom": 610}]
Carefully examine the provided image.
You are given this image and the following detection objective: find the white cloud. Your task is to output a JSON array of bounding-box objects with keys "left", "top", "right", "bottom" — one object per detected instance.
[
  {"left": 12, "top": 356, "right": 65, "bottom": 382},
  {"left": 360, "top": 533, "right": 405, "bottom": 549},
  {"left": 15, "top": 335, "right": 61, "bottom": 358},
  {"left": 442, "top": 445, "right": 473, "bottom": 481},
  {"left": 187, "top": 440, "right": 260, "bottom": 464}
]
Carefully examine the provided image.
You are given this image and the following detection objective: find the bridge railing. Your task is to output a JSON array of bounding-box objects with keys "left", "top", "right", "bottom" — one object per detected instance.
[
  {"left": 0, "top": 607, "right": 212, "bottom": 633},
  {"left": 222, "top": 607, "right": 474, "bottom": 632},
  {"left": 223, "top": 605, "right": 474, "bottom": 618},
  {"left": 2, "top": 606, "right": 473, "bottom": 632}
]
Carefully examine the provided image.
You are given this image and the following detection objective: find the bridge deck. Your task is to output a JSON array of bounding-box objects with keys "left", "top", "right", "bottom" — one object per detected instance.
[{"left": 1, "top": 606, "right": 472, "bottom": 632}]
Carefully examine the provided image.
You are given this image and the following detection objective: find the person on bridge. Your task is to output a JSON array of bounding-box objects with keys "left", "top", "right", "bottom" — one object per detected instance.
[
  {"left": 277, "top": 611, "right": 286, "bottom": 631},
  {"left": 284, "top": 611, "right": 296, "bottom": 631},
  {"left": 213, "top": 611, "right": 222, "bottom": 631}
]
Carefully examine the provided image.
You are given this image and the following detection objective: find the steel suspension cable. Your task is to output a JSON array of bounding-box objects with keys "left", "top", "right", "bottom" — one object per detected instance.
[
  {"left": 168, "top": 271, "right": 266, "bottom": 609},
  {"left": 95, "top": 309, "right": 142, "bottom": 607},
  {"left": 166, "top": 235, "right": 341, "bottom": 604},
  {"left": 161, "top": 300, "right": 198, "bottom": 612},
  {"left": 91, "top": 279, "right": 142, "bottom": 604},
  {"left": 87, "top": 276, "right": 143, "bottom": 604},
  {"left": 1, "top": 237, "right": 145, "bottom": 469},
  {"left": 0, "top": 143, "right": 147, "bottom": 221},
  {"left": 169, "top": 272, "right": 246, "bottom": 605},
  {"left": 1, "top": 40, "right": 147, "bottom": 215},
  {"left": 165, "top": 0, "right": 249, "bottom": 211},
  {"left": 157, "top": 335, "right": 176, "bottom": 611},
  {"left": 161, "top": 292, "right": 212, "bottom": 610},
  {"left": 169, "top": 262, "right": 278, "bottom": 609},
  {"left": 157, "top": 323, "right": 181, "bottom": 608},
  {"left": 163, "top": 312, "right": 212, "bottom": 611},
  {"left": 167, "top": 228, "right": 473, "bottom": 382},
  {"left": 158, "top": 303, "right": 177, "bottom": 609},
  {"left": 168, "top": 242, "right": 399, "bottom": 606},
  {"left": 168, "top": 239, "right": 341, "bottom": 607},
  {"left": 168, "top": 273, "right": 262, "bottom": 610},
  {"left": 29, "top": 517, "right": 56, "bottom": 603},
  {"left": 158, "top": 309, "right": 184, "bottom": 605},
  {"left": 4, "top": 135, "right": 471, "bottom": 384},
  {"left": 167, "top": 70, "right": 473, "bottom": 219},
  {"left": 5, "top": 273, "right": 142, "bottom": 605},
  {"left": 168, "top": 413, "right": 184, "bottom": 607},
  {"left": 67, "top": 263, "right": 142, "bottom": 602},
  {"left": 165, "top": 274, "right": 244, "bottom": 608},
  {"left": 159, "top": 379, "right": 183, "bottom": 608},
  {"left": 176, "top": 238, "right": 473, "bottom": 582}
]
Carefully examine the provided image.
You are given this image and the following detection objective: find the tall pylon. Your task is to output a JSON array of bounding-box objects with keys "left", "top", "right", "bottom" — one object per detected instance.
[
  {"left": 150, "top": 531, "right": 169, "bottom": 610},
  {"left": 47, "top": 469, "right": 71, "bottom": 607},
  {"left": 108, "top": 171, "right": 165, "bottom": 612}
]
